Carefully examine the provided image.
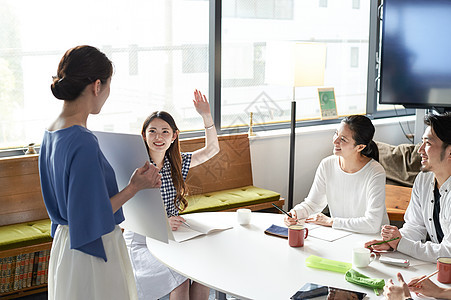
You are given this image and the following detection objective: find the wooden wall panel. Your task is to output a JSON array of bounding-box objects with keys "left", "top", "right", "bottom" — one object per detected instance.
[
  {"left": 0, "top": 155, "right": 47, "bottom": 226},
  {"left": 180, "top": 134, "right": 253, "bottom": 194},
  {"left": 0, "top": 174, "right": 42, "bottom": 197},
  {"left": 1, "top": 192, "right": 46, "bottom": 214},
  {"left": 0, "top": 155, "right": 39, "bottom": 177}
]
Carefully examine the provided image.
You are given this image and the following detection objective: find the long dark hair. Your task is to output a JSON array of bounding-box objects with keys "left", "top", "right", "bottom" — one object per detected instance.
[
  {"left": 51, "top": 45, "right": 113, "bottom": 101},
  {"left": 141, "top": 111, "right": 188, "bottom": 212},
  {"left": 342, "top": 115, "right": 379, "bottom": 161}
]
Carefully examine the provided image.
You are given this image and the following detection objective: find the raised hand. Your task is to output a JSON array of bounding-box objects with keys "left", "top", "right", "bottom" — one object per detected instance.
[{"left": 193, "top": 89, "right": 211, "bottom": 117}]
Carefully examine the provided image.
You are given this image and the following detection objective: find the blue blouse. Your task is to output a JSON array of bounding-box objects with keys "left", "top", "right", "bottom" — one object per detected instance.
[{"left": 39, "top": 126, "right": 124, "bottom": 261}]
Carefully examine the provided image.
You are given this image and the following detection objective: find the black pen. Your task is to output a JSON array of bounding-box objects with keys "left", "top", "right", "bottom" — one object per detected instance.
[
  {"left": 272, "top": 204, "right": 305, "bottom": 223},
  {"left": 272, "top": 203, "right": 293, "bottom": 218}
]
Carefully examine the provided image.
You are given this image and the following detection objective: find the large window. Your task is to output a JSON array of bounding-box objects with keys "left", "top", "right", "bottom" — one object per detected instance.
[
  {"left": 0, "top": 0, "right": 209, "bottom": 149},
  {"left": 221, "top": 0, "right": 372, "bottom": 128},
  {"left": 0, "top": 0, "right": 407, "bottom": 151}
]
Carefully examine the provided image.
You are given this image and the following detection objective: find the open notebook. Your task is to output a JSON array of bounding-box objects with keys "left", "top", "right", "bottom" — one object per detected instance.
[
  {"left": 172, "top": 215, "right": 232, "bottom": 242},
  {"left": 93, "top": 130, "right": 174, "bottom": 243}
]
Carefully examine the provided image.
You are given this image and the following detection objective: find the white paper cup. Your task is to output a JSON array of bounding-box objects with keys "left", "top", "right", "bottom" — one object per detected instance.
[{"left": 236, "top": 208, "right": 252, "bottom": 225}]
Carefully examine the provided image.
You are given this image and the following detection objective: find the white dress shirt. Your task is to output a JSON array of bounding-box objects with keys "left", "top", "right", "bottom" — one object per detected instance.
[{"left": 398, "top": 172, "right": 451, "bottom": 262}]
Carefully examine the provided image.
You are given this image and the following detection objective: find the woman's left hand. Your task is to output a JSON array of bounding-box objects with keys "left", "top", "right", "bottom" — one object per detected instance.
[
  {"left": 306, "top": 213, "right": 333, "bottom": 227},
  {"left": 193, "top": 89, "right": 211, "bottom": 116}
]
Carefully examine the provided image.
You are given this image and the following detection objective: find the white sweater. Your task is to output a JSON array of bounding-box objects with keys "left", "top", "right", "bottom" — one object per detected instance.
[{"left": 293, "top": 155, "right": 389, "bottom": 233}]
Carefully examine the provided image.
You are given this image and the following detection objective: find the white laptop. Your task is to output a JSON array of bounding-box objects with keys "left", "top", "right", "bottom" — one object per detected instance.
[{"left": 93, "top": 130, "right": 174, "bottom": 243}]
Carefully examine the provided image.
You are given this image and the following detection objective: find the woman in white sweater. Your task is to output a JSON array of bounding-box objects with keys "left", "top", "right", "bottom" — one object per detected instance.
[{"left": 285, "top": 115, "right": 389, "bottom": 233}]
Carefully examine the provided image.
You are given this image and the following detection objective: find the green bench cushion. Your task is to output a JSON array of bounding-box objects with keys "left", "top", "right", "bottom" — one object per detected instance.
[
  {"left": 181, "top": 185, "right": 281, "bottom": 214},
  {"left": 0, "top": 219, "right": 52, "bottom": 251}
]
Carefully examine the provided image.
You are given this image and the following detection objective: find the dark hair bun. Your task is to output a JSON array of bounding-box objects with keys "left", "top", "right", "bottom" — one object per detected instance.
[
  {"left": 51, "top": 45, "right": 113, "bottom": 101},
  {"left": 51, "top": 77, "right": 87, "bottom": 101}
]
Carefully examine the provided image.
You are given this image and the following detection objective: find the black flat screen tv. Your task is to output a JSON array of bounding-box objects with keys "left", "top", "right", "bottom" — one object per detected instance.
[{"left": 379, "top": 0, "right": 451, "bottom": 109}]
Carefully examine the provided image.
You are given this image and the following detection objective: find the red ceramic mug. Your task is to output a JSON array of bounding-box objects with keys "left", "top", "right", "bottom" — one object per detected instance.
[
  {"left": 437, "top": 257, "right": 451, "bottom": 284},
  {"left": 288, "top": 225, "right": 308, "bottom": 247}
]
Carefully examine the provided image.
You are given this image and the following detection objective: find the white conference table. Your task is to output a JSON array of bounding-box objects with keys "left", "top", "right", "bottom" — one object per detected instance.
[{"left": 146, "top": 212, "right": 443, "bottom": 300}]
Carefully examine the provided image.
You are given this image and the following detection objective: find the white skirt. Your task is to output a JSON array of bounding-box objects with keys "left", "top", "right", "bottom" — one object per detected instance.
[
  {"left": 48, "top": 225, "right": 138, "bottom": 300},
  {"left": 123, "top": 230, "right": 187, "bottom": 300}
]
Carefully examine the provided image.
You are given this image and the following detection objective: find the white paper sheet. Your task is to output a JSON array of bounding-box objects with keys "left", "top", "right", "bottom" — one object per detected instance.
[
  {"left": 304, "top": 223, "right": 321, "bottom": 230},
  {"left": 308, "top": 226, "right": 352, "bottom": 242},
  {"left": 93, "top": 131, "right": 173, "bottom": 243}
]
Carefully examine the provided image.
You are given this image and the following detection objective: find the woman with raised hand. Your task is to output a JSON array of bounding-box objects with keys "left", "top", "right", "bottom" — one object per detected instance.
[
  {"left": 123, "top": 90, "right": 220, "bottom": 300},
  {"left": 284, "top": 115, "right": 389, "bottom": 233},
  {"left": 39, "top": 45, "right": 161, "bottom": 300}
]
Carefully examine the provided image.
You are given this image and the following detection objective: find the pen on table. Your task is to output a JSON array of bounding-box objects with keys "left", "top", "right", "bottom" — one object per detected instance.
[
  {"left": 169, "top": 214, "right": 191, "bottom": 228},
  {"left": 366, "top": 237, "right": 400, "bottom": 248},
  {"left": 409, "top": 270, "right": 439, "bottom": 286}
]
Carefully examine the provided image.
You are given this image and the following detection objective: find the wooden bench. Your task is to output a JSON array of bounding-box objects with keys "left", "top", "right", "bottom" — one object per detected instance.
[
  {"left": 179, "top": 134, "right": 284, "bottom": 213},
  {"left": 385, "top": 184, "right": 412, "bottom": 222},
  {"left": 0, "top": 155, "right": 51, "bottom": 299}
]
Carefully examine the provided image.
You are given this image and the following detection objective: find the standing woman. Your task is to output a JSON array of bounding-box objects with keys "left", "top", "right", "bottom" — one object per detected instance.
[
  {"left": 285, "top": 115, "right": 389, "bottom": 233},
  {"left": 39, "top": 45, "right": 162, "bottom": 300},
  {"left": 123, "top": 90, "right": 220, "bottom": 300}
]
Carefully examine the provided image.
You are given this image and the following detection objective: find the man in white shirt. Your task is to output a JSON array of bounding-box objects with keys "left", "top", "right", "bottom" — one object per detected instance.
[{"left": 365, "top": 112, "right": 451, "bottom": 263}]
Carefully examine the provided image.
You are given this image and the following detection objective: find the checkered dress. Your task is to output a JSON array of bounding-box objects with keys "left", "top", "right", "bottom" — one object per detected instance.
[{"left": 151, "top": 152, "right": 192, "bottom": 217}]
